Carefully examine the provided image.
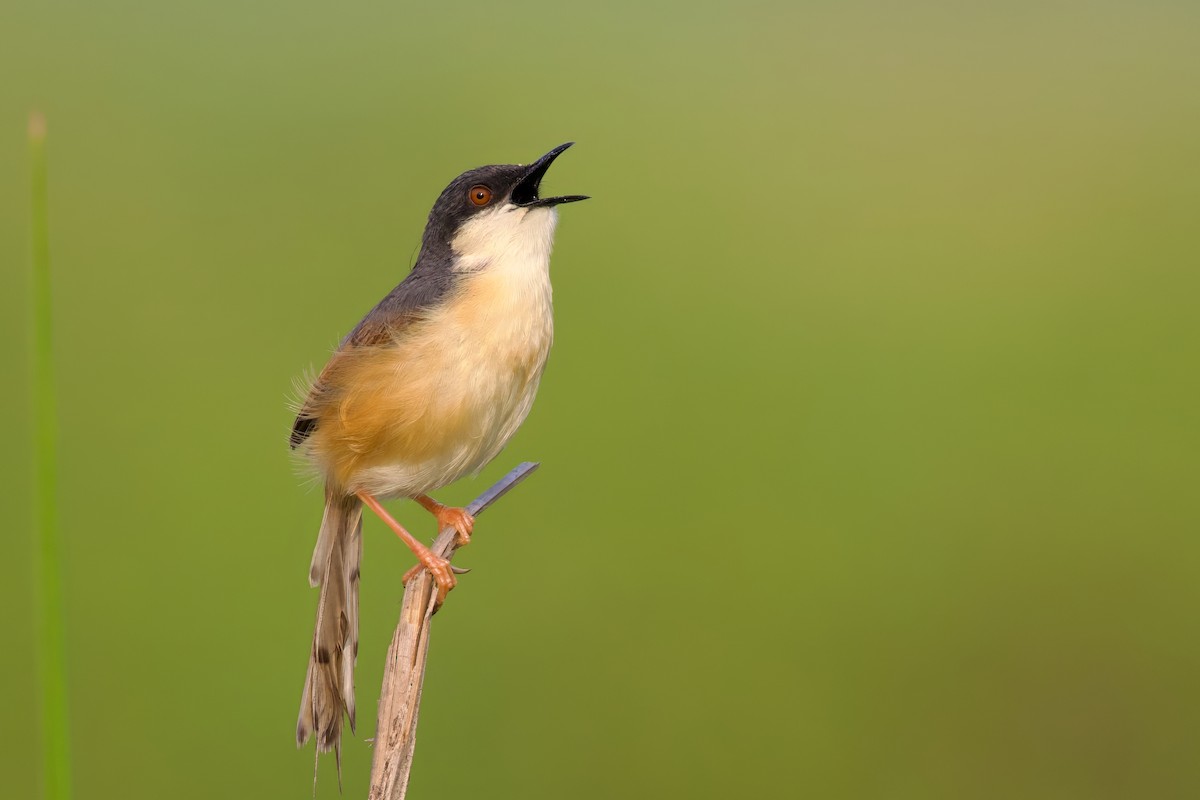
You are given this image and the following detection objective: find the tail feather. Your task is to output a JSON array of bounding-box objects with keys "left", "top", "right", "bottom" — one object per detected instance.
[{"left": 297, "top": 489, "right": 363, "bottom": 786}]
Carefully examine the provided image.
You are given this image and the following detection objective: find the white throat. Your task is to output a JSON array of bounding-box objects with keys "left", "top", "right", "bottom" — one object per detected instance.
[{"left": 450, "top": 204, "right": 559, "bottom": 277}]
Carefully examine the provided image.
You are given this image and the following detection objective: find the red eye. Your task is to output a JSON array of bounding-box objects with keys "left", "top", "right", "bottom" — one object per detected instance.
[{"left": 469, "top": 185, "right": 493, "bottom": 206}]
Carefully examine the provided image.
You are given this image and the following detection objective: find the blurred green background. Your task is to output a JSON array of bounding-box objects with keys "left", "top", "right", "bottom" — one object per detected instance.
[{"left": 3, "top": 0, "right": 1198, "bottom": 797}]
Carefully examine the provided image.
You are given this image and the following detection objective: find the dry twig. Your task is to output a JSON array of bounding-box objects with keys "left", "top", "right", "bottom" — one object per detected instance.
[{"left": 367, "top": 462, "right": 540, "bottom": 800}]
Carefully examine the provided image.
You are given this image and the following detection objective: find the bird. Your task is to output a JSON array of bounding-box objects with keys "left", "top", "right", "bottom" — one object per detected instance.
[{"left": 290, "top": 142, "right": 586, "bottom": 776}]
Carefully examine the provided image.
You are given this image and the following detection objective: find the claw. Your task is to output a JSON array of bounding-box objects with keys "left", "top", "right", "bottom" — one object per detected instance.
[
  {"left": 403, "top": 559, "right": 468, "bottom": 587},
  {"left": 401, "top": 552, "right": 458, "bottom": 607}
]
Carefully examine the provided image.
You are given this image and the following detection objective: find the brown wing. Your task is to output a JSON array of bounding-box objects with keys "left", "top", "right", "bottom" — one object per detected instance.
[
  {"left": 289, "top": 266, "right": 457, "bottom": 450},
  {"left": 290, "top": 316, "right": 411, "bottom": 450}
]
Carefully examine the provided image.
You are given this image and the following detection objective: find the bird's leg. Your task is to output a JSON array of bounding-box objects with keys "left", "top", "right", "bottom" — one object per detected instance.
[
  {"left": 356, "top": 492, "right": 456, "bottom": 605},
  {"left": 398, "top": 495, "right": 475, "bottom": 586},
  {"left": 414, "top": 494, "right": 475, "bottom": 546}
]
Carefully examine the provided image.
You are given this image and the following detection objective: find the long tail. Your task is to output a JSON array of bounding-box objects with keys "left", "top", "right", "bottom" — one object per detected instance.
[{"left": 297, "top": 489, "right": 363, "bottom": 785}]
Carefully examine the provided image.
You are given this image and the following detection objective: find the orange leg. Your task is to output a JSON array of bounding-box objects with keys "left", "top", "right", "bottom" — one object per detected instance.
[
  {"left": 400, "top": 495, "right": 476, "bottom": 585},
  {"left": 356, "top": 492, "right": 456, "bottom": 605}
]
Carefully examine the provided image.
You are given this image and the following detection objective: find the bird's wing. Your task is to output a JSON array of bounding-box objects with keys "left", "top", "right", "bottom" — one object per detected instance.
[{"left": 289, "top": 268, "right": 455, "bottom": 449}]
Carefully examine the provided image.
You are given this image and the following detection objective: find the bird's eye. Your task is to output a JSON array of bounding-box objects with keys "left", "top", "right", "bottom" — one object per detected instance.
[{"left": 469, "top": 185, "right": 493, "bottom": 206}]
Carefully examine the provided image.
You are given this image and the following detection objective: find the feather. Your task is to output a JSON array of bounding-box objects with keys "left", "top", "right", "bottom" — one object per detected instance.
[
  {"left": 289, "top": 270, "right": 451, "bottom": 452},
  {"left": 297, "top": 489, "right": 363, "bottom": 789}
]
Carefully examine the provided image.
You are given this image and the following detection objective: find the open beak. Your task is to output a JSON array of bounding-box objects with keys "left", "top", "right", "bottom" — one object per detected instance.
[{"left": 511, "top": 142, "right": 589, "bottom": 208}]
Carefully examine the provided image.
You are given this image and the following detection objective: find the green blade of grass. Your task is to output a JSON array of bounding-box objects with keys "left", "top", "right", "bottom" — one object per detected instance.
[{"left": 30, "top": 111, "right": 72, "bottom": 800}]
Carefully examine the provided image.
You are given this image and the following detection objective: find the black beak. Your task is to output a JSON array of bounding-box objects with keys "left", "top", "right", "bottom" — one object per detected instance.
[{"left": 511, "top": 142, "right": 589, "bottom": 208}]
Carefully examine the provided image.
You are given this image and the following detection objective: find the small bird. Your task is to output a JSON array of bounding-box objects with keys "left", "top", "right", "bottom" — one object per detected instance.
[{"left": 290, "top": 143, "right": 586, "bottom": 773}]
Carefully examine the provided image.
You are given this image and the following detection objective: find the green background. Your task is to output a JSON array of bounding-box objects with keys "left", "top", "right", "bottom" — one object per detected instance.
[{"left": 2, "top": 1, "right": 1198, "bottom": 797}]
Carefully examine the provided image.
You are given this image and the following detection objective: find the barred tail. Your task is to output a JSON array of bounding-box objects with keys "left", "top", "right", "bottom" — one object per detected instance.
[{"left": 296, "top": 489, "right": 363, "bottom": 787}]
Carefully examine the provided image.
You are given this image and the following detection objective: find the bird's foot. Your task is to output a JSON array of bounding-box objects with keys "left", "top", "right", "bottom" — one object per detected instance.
[
  {"left": 416, "top": 495, "right": 475, "bottom": 546},
  {"left": 435, "top": 506, "right": 475, "bottom": 546},
  {"left": 401, "top": 551, "right": 457, "bottom": 606}
]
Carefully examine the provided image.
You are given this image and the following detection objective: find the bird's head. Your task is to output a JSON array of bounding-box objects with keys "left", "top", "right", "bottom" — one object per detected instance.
[{"left": 418, "top": 143, "right": 588, "bottom": 268}]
